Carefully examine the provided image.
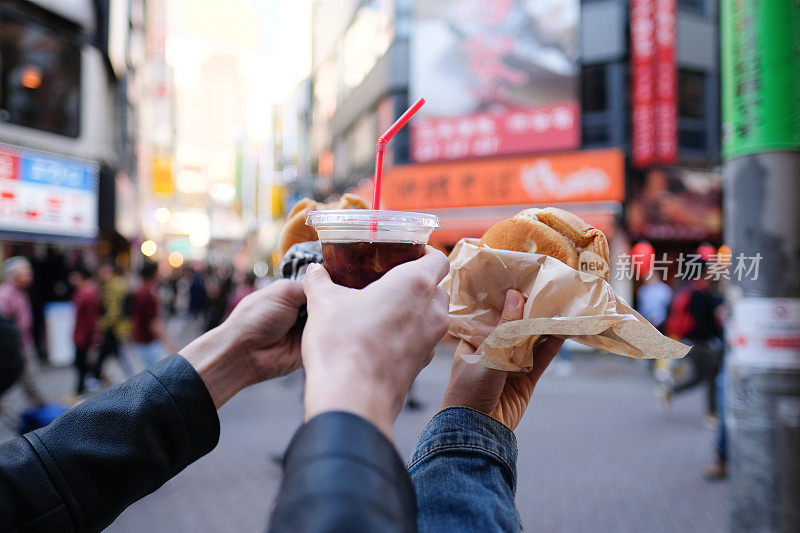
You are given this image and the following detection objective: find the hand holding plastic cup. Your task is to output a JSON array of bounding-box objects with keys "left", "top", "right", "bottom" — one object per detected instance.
[
  {"left": 307, "top": 98, "right": 436, "bottom": 288},
  {"left": 306, "top": 210, "right": 439, "bottom": 288}
]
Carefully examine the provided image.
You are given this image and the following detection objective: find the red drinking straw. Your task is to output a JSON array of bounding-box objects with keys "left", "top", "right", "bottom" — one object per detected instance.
[{"left": 372, "top": 98, "right": 426, "bottom": 210}]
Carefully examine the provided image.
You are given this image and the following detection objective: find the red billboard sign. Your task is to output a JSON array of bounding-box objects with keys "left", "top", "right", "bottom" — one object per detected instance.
[
  {"left": 411, "top": 101, "right": 580, "bottom": 162},
  {"left": 631, "top": 0, "right": 678, "bottom": 167},
  {"left": 631, "top": 0, "right": 657, "bottom": 167},
  {"left": 655, "top": 0, "right": 677, "bottom": 164},
  {"left": 411, "top": 0, "right": 580, "bottom": 162}
]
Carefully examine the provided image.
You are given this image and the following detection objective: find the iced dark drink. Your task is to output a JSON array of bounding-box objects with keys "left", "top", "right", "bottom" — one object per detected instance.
[
  {"left": 307, "top": 210, "right": 439, "bottom": 289},
  {"left": 322, "top": 241, "right": 426, "bottom": 289}
]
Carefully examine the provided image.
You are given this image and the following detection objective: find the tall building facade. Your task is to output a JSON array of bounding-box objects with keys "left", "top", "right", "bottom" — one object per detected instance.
[
  {"left": 0, "top": 0, "right": 135, "bottom": 253},
  {"left": 300, "top": 0, "right": 721, "bottom": 293}
]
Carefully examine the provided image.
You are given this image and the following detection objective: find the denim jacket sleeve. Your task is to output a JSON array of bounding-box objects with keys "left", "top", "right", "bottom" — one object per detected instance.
[{"left": 407, "top": 407, "right": 519, "bottom": 532}]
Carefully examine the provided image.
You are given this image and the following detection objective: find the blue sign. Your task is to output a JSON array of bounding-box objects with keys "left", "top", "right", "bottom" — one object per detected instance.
[
  {"left": 20, "top": 151, "right": 96, "bottom": 191},
  {"left": 0, "top": 142, "right": 99, "bottom": 241}
]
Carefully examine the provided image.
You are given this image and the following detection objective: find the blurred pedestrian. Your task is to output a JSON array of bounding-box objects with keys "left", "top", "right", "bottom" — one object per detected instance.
[
  {"left": 659, "top": 274, "right": 723, "bottom": 419},
  {"left": 170, "top": 267, "right": 192, "bottom": 317},
  {"left": 130, "top": 261, "right": 175, "bottom": 367},
  {"left": 0, "top": 298, "right": 25, "bottom": 399},
  {"left": 637, "top": 273, "right": 673, "bottom": 332},
  {"left": 189, "top": 267, "right": 206, "bottom": 319},
  {"left": 704, "top": 366, "right": 728, "bottom": 479},
  {"left": 0, "top": 257, "right": 45, "bottom": 406},
  {"left": 94, "top": 262, "right": 134, "bottom": 382},
  {"left": 69, "top": 266, "right": 102, "bottom": 396},
  {"left": 637, "top": 272, "right": 673, "bottom": 378},
  {"left": 225, "top": 270, "right": 257, "bottom": 317},
  {"left": 204, "top": 268, "right": 230, "bottom": 332},
  {"left": 705, "top": 281, "right": 731, "bottom": 479}
]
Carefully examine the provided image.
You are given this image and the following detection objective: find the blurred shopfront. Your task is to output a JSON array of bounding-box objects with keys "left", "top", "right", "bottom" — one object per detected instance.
[
  {"left": 627, "top": 166, "right": 723, "bottom": 276},
  {"left": 0, "top": 0, "right": 139, "bottom": 362},
  {"left": 0, "top": 0, "right": 140, "bottom": 258},
  {"left": 382, "top": 148, "right": 624, "bottom": 248}
]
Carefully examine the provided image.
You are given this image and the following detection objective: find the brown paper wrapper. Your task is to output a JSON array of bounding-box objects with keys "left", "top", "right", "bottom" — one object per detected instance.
[{"left": 442, "top": 239, "right": 690, "bottom": 372}]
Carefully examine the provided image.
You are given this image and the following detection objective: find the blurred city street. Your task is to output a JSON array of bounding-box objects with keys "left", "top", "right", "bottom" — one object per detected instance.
[
  {"left": 2, "top": 0, "right": 798, "bottom": 529},
  {"left": 1, "top": 328, "right": 727, "bottom": 532}
]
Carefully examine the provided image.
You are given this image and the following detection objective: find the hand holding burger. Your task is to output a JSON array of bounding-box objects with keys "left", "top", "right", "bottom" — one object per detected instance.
[{"left": 442, "top": 289, "right": 564, "bottom": 430}]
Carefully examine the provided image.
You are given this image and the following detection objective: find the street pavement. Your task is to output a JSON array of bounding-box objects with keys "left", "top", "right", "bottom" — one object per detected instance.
[{"left": 1, "top": 332, "right": 728, "bottom": 532}]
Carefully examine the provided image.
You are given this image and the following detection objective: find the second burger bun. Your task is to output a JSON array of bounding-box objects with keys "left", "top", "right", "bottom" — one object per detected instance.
[
  {"left": 480, "top": 207, "right": 611, "bottom": 281},
  {"left": 277, "top": 193, "right": 369, "bottom": 258}
]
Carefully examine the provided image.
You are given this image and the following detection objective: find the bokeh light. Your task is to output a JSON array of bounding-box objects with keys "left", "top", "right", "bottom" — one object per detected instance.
[
  {"left": 155, "top": 207, "right": 171, "bottom": 224},
  {"left": 168, "top": 251, "right": 184, "bottom": 268},
  {"left": 20, "top": 65, "right": 42, "bottom": 89},
  {"left": 718, "top": 244, "right": 732, "bottom": 264},
  {"left": 253, "top": 261, "right": 268, "bottom": 278},
  {"left": 140, "top": 240, "right": 157, "bottom": 257}
]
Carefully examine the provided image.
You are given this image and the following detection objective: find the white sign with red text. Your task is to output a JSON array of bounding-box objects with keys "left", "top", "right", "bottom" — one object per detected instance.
[
  {"left": 411, "top": 102, "right": 580, "bottom": 162},
  {"left": 0, "top": 143, "right": 98, "bottom": 240},
  {"left": 729, "top": 298, "right": 800, "bottom": 369}
]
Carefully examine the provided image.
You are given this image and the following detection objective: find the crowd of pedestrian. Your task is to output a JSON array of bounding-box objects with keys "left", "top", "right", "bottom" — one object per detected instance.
[
  {"left": 0, "top": 255, "right": 264, "bottom": 411},
  {"left": 634, "top": 251, "right": 728, "bottom": 480},
  {"left": 1, "top": 249, "right": 570, "bottom": 532},
  {"left": 2, "top": 244, "right": 730, "bottom": 530}
]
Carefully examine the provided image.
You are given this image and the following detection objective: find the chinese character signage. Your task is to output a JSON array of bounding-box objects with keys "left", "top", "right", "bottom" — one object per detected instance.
[
  {"left": 410, "top": 0, "right": 580, "bottom": 162},
  {"left": 631, "top": 0, "right": 677, "bottom": 167},
  {"left": 0, "top": 143, "right": 98, "bottom": 240},
  {"left": 654, "top": 0, "right": 677, "bottom": 165},
  {"left": 721, "top": 0, "right": 800, "bottom": 158},
  {"left": 383, "top": 148, "right": 624, "bottom": 210},
  {"left": 631, "top": 0, "right": 657, "bottom": 167}
]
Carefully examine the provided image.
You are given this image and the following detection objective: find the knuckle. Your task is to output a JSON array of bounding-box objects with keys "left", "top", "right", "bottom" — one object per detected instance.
[
  {"left": 304, "top": 267, "right": 323, "bottom": 282},
  {"left": 270, "top": 278, "right": 290, "bottom": 293},
  {"left": 409, "top": 273, "right": 430, "bottom": 294},
  {"left": 432, "top": 250, "right": 449, "bottom": 270},
  {"left": 270, "top": 279, "right": 295, "bottom": 300},
  {"left": 302, "top": 268, "right": 325, "bottom": 291}
]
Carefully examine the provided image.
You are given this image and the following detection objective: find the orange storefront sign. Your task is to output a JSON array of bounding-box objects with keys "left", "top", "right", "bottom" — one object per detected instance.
[{"left": 382, "top": 148, "right": 625, "bottom": 210}]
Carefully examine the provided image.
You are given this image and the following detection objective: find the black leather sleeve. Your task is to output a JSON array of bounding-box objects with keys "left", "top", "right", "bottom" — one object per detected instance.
[
  {"left": 269, "top": 411, "right": 416, "bottom": 533},
  {"left": 0, "top": 354, "right": 220, "bottom": 532}
]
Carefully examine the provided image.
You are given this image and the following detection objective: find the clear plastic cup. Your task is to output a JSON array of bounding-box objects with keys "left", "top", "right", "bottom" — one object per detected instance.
[{"left": 307, "top": 209, "right": 440, "bottom": 288}]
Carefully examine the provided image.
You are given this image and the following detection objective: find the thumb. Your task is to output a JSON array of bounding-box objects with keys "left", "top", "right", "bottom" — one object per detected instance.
[
  {"left": 302, "top": 263, "right": 334, "bottom": 300},
  {"left": 499, "top": 289, "right": 525, "bottom": 325}
]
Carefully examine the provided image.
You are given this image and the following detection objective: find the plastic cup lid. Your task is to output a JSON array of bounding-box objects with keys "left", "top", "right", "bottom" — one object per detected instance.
[{"left": 307, "top": 209, "right": 440, "bottom": 231}]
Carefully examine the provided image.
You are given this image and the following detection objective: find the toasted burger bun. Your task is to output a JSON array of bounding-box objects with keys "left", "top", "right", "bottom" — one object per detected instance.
[
  {"left": 277, "top": 193, "right": 369, "bottom": 258},
  {"left": 480, "top": 207, "right": 611, "bottom": 281},
  {"left": 337, "top": 193, "right": 369, "bottom": 210}
]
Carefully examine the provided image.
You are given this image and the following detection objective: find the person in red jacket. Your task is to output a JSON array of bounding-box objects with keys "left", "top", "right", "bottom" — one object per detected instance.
[{"left": 70, "top": 266, "right": 102, "bottom": 396}]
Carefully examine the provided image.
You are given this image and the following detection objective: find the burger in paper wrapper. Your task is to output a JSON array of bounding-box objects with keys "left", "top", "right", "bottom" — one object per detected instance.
[
  {"left": 443, "top": 208, "right": 690, "bottom": 372},
  {"left": 277, "top": 193, "right": 369, "bottom": 258}
]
